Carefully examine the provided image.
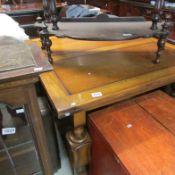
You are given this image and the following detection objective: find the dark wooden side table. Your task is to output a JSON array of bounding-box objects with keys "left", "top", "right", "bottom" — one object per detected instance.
[{"left": 0, "top": 38, "right": 53, "bottom": 175}]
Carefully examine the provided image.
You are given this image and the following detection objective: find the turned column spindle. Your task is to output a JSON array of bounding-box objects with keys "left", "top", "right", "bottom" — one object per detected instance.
[
  {"left": 42, "top": 0, "right": 50, "bottom": 22},
  {"left": 50, "top": 0, "right": 59, "bottom": 30},
  {"left": 151, "top": 0, "right": 164, "bottom": 30},
  {"left": 154, "top": 14, "right": 172, "bottom": 64},
  {"left": 36, "top": 16, "right": 46, "bottom": 50},
  {"left": 42, "top": 24, "right": 53, "bottom": 63}
]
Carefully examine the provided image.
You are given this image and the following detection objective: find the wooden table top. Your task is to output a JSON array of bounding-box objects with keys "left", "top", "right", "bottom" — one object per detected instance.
[{"left": 32, "top": 37, "right": 175, "bottom": 117}]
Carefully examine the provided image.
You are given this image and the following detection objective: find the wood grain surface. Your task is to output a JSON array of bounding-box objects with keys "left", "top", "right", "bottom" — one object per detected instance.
[{"left": 89, "top": 90, "right": 175, "bottom": 175}]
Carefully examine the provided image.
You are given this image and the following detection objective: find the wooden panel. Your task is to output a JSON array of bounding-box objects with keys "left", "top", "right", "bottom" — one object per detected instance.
[
  {"left": 136, "top": 90, "right": 175, "bottom": 134},
  {"left": 89, "top": 91, "right": 175, "bottom": 175},
  {"left": 89, "top": 122, "right": 129, "bottom": 175}
]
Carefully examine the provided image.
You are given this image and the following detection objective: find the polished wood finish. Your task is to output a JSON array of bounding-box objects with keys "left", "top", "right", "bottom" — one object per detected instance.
[
  {"left": 0, "top": 42, "right": 53, "bottom": 175},
  {"left": 89, "top": 119, "right": 129, "bottom": 175},
  {"left": 136, "top": 90, "right": 175, "bottom": 134},
  {"left": 88, "top": 90, "right": 175, "bottom": 175},
  {"left": 30, "top": 36, "right": 175, "bottom": 174},
  {"left": 73, "top": 111, "right": 86, "bottom": 128},
  {"left": 36, "top": 37, "right": 175, "bottom": 116}
]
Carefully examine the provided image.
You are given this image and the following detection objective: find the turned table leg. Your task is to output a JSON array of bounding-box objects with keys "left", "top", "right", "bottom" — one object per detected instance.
[
  {"left": 45, "top": 35, "right": 53, "bottom": 64},
  {"left": 40, "top": 35, "right": 46, "bottom": 50},
  {"left": 154, "top": 14, "right": 171, "bottom": 64},
  {"left": 154, "top": 35, "right": 166, "bottom": 64},
  {"left": 66, "top": 111, "right": 91, "bottom": 175},
  {"left": 39, "top": 24, "right": 53, "bottom": 64}
]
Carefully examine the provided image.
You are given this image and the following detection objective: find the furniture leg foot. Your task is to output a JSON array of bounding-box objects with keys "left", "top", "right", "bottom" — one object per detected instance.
[
  {"left": 154, "top": 55, "right": 160, "bottom": 64},
  {"left": 66, "top": 126, "right": 91, "bottom": 175},
  {"left": 66, "top": 112, "right": 91, "bottom": 175}
]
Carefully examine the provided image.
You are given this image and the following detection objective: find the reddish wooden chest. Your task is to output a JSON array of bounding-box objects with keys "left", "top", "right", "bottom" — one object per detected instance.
[{"left": 88, "top": 90, "right": 175, "bottom": 175}]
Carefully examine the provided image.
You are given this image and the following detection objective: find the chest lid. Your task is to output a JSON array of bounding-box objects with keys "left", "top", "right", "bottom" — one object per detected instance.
[{"left": 89, "top": 90, "right": 175, "bottom": 175}]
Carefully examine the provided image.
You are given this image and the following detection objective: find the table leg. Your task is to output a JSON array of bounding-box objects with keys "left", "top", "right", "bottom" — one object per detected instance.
[
  {"left": 41, "top": 35, "right": 46, "bottom": 50},
  {"left": 154, "top": 35, "right": 165, "bottom": 64},
  {"left": 24, "top": 84, "right": 53, "bottom": 175},
  {"left": 154, "top": 14, "right": 171, "bottom": 64},
  {"left": 45, "top": 34, "right": 53, "bottom": 64},
  {"left": 39, "top": 25, "right": 53, "bottom": 64},
  {"left": 66, "top": 111, "right": 91, "bottom": 175}
]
